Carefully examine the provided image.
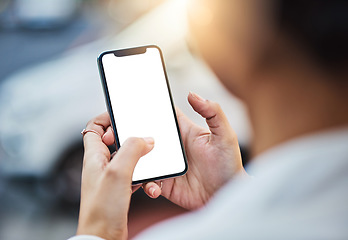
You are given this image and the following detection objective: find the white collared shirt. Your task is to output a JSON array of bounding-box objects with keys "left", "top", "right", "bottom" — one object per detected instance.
[{"left": 69, "top": 127, "right": 348, "bottom": 240}]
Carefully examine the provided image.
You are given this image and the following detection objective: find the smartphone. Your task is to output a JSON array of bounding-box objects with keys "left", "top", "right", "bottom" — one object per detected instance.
[{"left": 97, "top": 45, "right": 188, "bottom": 185}]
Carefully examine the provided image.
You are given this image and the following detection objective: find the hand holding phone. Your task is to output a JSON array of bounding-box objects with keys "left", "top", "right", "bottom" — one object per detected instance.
[{"left": 98, "top": 45, "right": 188, "bottom": 184}]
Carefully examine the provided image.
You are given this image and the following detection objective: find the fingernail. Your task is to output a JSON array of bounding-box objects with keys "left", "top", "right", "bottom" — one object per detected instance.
[
  {"left": 143, "top": 137, "right": 154, "bottom": 145},
  {"left": 190, "top": 91, "right": 205, "bottom": 102},
  {"left": 149, "top": 187, "right": 156, "bottom": 197}
]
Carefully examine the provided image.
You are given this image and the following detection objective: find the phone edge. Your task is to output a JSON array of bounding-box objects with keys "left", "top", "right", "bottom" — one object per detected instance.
[{"left": 97, "top": 45, "right": 188, "bottom": 185}]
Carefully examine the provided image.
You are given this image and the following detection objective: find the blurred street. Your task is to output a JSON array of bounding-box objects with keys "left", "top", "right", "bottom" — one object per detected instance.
[
  {"left": 0, "top": 2, "right": 114, "bottom": 240},
  {"left": 0, "top": 1, "right": 115, "bottom": 81}
]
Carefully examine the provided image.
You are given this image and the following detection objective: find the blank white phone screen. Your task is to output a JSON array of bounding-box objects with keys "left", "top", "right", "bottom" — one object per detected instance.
[{"left": 101, "top": 47, "right": 186, "bottom": 182}]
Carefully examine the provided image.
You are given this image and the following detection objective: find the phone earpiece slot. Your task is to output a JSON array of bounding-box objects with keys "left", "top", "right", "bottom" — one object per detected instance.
[{"left": 114, "top": 47, "right": 147, "bottom": 57}]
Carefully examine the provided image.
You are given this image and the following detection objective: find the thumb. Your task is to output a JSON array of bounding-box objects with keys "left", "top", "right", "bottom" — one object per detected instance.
[
  {"left": 108, "top": 137, "right": 155, "bottom": 179},
  {"left": 188, "top": 92, "right": 231, "bottom": 138}
]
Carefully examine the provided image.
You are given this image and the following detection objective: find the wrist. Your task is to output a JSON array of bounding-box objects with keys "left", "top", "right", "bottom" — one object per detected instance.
[{"left": 77, "top": 219, "right": 127, "bottom": 240}]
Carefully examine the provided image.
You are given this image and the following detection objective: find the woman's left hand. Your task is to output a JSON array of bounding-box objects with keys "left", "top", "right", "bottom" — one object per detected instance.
[{"left": 76, "top": 112, "right": 154, "bottom": 240}]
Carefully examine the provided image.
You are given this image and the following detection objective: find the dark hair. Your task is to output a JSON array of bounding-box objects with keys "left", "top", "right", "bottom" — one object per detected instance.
[{"left": 276, "top": 0, "right": 348, "bottom": 72}]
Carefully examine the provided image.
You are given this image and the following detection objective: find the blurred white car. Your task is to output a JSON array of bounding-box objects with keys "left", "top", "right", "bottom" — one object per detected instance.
[
  {"left": 14, "top": 0, "right": 80, "bottom": 29},
  {"left": 0, "top": 0, "right": 250, "bottom": 200}
]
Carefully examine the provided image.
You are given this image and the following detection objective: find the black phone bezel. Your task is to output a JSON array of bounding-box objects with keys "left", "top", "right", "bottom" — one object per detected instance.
[{"left": 97, "top": 45, "right": 188, "bottom": 185}]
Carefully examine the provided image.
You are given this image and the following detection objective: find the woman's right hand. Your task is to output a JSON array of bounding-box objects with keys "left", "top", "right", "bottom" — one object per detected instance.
[{"left": 142, "top": 92, "right": 248, "bottom": 210}]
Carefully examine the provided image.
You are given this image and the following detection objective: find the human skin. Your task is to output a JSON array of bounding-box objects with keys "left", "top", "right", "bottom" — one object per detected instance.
[
  {"left": 77, "top": 113, "right": 155, "bottom": 239},
  {"left": 77, "top": 0, "right": 348, "bottom": 239},
  {"left": 77, "top": 92, "right": 247, "bottom": 239},
  {"left": 129, "top": 92, "right": 246, "bottom": 210}
]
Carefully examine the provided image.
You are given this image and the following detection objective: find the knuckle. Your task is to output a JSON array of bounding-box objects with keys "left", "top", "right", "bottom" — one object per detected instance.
[
  {"left": 86, "top": 118, "right": 94, "bottom": 128},
  {"left": 211, "top": 101, "right": 222, "bottom": 111},
  {"left": 86, "top": 112, "right": 109, "bottom": 128},
  {"left": 86, "top": 116, "right": 100, "bottom": 129},
  {"left": 205, "top": 100, "right": 222, "bottom": 115},
  {"left": 210, "top": 102, "right": 224, "bottom": 116}
]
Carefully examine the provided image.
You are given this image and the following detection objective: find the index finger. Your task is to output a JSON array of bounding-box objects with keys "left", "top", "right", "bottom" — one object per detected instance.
[
  {"left": 188, "top": 92, "right": 231, "bottom": 137},
  {"left": 83, "top": 112, "right": 111, "bottom": 149},
  {"left": 85, "top": 112, "right": 111, "bottom": 134}
]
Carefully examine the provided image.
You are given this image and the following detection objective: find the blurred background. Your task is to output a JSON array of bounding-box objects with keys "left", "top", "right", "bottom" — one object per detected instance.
[{"left": 0, "top": 0, "right": 250, "bottom": 239}]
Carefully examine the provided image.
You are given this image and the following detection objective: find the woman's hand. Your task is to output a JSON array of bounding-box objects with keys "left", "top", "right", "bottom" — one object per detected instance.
[
  {"left": 76, "top": 113, "right": 154, "bottom": 240},
  {"left": 143, "top": 92, "right": 247, "bottom": 210}
]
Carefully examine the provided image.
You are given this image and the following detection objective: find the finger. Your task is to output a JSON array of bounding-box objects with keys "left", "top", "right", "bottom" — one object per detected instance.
[
  {"left": 84, "top": 112, "right": 111, "bottom": 149},
  {"left": 83, "top": 113, "right": 112, "bottom": 168},
  {"left": 175, "top": 106, "right": 194, "bottom": 144},
  {"left": 85, "top": 112, "right": 111, "bottom": 134},
  {"left": 102, "top": 126, "right": 115, "bottom": 146},
  {"left": 188, "top": 91, "right": 230, "bottom": 137},
  {"left": 142, "top": 181, "right": 162, "bottom": 198},
  {"left": 175, "top": 106, "right": 209, "bottom": 145},
  {"left": 107, "top": 137, "right": 155, "bottom": 180},
  {"left": 175, "top": 106, "right": 195, "bottom": 128},
  {"left": 175, "top": 106, "right": 185, "bottom": 119},
  {"left": 132, "top": 184, "right": 142, "bottom": 193}
]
